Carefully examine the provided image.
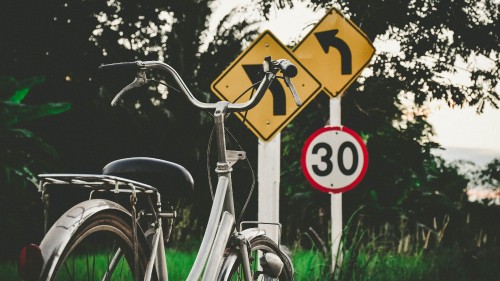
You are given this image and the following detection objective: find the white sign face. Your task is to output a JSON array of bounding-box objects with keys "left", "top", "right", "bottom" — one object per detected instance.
[{"left": 301, "top": 126, "right": 368, "bottom": 193}]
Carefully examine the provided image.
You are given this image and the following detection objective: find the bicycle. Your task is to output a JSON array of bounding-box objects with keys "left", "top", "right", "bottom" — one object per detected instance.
[{"left": 18, "top": 56, "right": 302, "bottom": 281}]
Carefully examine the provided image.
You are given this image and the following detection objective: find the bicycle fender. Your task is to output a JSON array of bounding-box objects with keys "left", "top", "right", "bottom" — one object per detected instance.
[
  {"left": 37, "top": 199, "right": 130, "bottom": 281},
  {"left": 217, "top": 227, "right": 267, "bottom": 281},
  {"left": 239, "top": 227, "right": 266, "bottom": 241}
]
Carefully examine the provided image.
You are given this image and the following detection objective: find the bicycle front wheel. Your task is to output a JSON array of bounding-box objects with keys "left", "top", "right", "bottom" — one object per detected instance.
[
  {"left": 220, "top": 235, "right": 294, "bottom": 281},
  {"left": 43, "top": 210, "right": 152, "bottom": 281}
]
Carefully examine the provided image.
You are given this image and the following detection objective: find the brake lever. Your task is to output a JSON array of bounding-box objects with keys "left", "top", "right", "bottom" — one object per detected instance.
[
  {"left": 284, "top": 76, "right": 302, "bottom": 106},
  {"left": 110, "top": 70, "right": 148, "bottom": 106}
]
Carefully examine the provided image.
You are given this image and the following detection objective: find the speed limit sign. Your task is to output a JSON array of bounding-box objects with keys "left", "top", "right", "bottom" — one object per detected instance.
[{"left": 301, "top": 126, "right": 368, "bottom": 193}]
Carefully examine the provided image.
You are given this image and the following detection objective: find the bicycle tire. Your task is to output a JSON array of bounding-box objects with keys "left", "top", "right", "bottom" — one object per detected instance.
[
  {"left": 220, "top": 235, "right": 294, "bottom": 281},
  {"left": 44, "top": 210, "right": 152, "bottom": 281}
]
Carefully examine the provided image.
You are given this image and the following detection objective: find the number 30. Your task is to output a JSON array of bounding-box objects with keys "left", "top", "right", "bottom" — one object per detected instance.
[{"left": 312, "top": 142, "right": 358, "bottom": 176}]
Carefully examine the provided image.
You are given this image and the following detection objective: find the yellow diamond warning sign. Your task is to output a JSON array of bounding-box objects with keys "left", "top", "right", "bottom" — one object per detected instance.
[
  {"left": 211, "top": 31, "right": 321, "bottom": 141},
  {"left": 294, "top": 8, "right": 375, "bottom": 97}
]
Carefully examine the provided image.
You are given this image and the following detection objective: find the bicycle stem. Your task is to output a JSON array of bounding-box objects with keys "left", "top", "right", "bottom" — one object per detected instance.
[{"left": 213, "top": 102, "right": 236, "bottom": 217}]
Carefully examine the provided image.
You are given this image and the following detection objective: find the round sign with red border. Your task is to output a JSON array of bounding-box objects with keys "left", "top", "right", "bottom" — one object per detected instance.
[{"left": 301, "top": 126, "right": 368, "bottom": 193}]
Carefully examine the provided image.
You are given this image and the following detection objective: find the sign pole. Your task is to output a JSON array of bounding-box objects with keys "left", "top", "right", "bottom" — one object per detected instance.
[
  {"left": 329, "top": 97, "right": 343, "bottom": 271},
  {"left": 258, "top": 132, "right": 281, "bottom": 242}
]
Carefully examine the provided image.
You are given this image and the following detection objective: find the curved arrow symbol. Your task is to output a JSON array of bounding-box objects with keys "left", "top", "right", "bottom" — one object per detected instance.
[
  {"left": 242, "top": 64, "right": 286, "bottom": 115},
  {"left": 314, "top": 29, "right": 352, "bottom": 75}
]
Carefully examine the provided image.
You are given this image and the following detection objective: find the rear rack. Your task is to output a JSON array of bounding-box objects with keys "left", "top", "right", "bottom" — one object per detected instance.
[
  {"left": 37, "top": 174, "right": 168, "bottom": 235},
  {"left": 38, "top": 174, "right": 158, "bottom": 194}
]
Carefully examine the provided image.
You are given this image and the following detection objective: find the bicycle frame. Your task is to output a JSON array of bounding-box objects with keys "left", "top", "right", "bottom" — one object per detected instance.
[
  {"left": 122, "top": 59, "right": 294, "bottom": 280},
  {"left": 146, "top": 101, "right": 259, "bottom": 281},
  {"left": 133, "top": 59, "right": 288, "bottom": 280}
]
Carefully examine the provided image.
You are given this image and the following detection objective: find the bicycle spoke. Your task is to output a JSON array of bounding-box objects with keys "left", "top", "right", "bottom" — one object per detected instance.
[
  {"left": 64, "top": 261, "right": 76, "bottom": 281},
  {"left": 119, "top": 256, "right": 125, "bottom": 281},
  {"left": 85, "top": 247, "right": 91, "bottom": 281},
  {"left": 91, "top": 234, "right": 96, "bottom": 281}
]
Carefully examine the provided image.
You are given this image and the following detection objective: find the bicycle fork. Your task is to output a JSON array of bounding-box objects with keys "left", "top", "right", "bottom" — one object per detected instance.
[
  {"left": 235, "top": 235, "right": 254, "bottom": 280},
  {"left": 231, "top": 233, "right": 285, "bottom": 280}
]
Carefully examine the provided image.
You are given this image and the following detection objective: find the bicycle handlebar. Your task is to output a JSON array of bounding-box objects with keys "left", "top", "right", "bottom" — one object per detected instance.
[
  {"left": 276, "top": 59, "right": 297, "bottom": 78},
  {"left": 98, "top": 56, "right": 301, "bottom": 112},
  {"left": 98, "top": 61, "right": 141, "bottom": 74}
]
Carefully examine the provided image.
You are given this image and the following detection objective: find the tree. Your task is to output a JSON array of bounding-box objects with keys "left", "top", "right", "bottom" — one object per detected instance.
[
  {"left": 0, "top": 0, "right": 215, "bottom": 258},
  {"left": 0, "top": 0, "right": 221, "bottom": 181},
  {"left": 306, "top": 0, "right": 498, "bottom": 111},
  {"left": 478, "top": 158, "right": 500, "bottom": 188},
  {"left": 0, "top": 0, "right": 265, "bottom": 256},
  {"left": 0, "top": 0, "right": 497, "bottom": 257},
  {"left": 263, "top": 0, "right": 498, "bottom": 240}
]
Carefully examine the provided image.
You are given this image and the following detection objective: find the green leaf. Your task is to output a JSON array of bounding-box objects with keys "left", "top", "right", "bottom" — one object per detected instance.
[
  {"left": 0, "top": 128, "right": 34, "bottom": 138},
  {"left": 0, "top": 76, "right": 45, "bottom": 103},
  {"left": 10, "top": 88, "right": 30, "bottom": 104},
  {"left": 1, "top": 101, "right": 71, "bottom": 127},
  {"left": 10, "top": 76, "right": 46, "bottom": 103},
  {"left": 0, "top": 128, "right": 58, "bottom": 162},
  {"left": 35, "top": 102, "right": 72, "bottom": 119}
]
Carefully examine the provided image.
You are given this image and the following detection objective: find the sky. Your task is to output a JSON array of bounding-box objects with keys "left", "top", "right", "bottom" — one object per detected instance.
[
  {"left": 428, "top": 102, "right": 500, "bottom": 166},
  {"left": 209, "top": 0, "right": 500, "bottom": 167}
]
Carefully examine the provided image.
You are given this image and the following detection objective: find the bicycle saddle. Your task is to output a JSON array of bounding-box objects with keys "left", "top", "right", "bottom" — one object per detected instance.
[{"left": 102, "top": 157, "right": 193, "bottom": 199}]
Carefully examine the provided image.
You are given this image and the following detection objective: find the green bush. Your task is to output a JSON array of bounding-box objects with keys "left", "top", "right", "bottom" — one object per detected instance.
[
  {"left": 0, "top": 76, "right": 70, "bottom": 183},
  {"left": 0, "top": 76, "right": 70, "bottom": 261}
]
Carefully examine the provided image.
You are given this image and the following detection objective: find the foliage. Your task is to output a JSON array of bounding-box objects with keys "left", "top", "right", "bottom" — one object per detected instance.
[
  {"left": 165, "top": 249, "right": 197, "bottom": 280},
  {"left": 321, "top": 207, "right": 500, "bottom": 281},
  {"left": 266, "top": 0, "right": 498, "bottom": 243},
  {"left": 0, "top": 76, "right": 70, "bottom": 183},
  {"left": 0, "top": 261, "right": 19, "bottom": 281},
  {"left": 0, "top": 76, "right": 70, "bottom": 261},
  {"left": 0, "top": 249, "right": 197, "bottom": 281},
  {"left": 1, "top": 245, "right": 498, "bottom": 281},
  {"left": 0, "top": 0, "right": 498, "bottom": 268},
  {"left": 292, "top": 249, "right": 329, "bottom": 281},
  {"left": 478, "top": 158, "right": 500, "bottom": 186},
  {"left": 274, "top": 0, "right": 496, "bottom": 243},
  {"left": 303, "top": 0, "right": 499, "bottom": 112}
]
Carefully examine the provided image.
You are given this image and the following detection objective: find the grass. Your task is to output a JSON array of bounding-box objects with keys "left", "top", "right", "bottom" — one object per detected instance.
[
  {"left": 293, "top": 250, "right": 328, "bottom": 281},
  {"left": 4, "top": 249, "right": 327, "bottom": 280},
  {"left": 342, "top": 248, "right": 463, "bottom": 281},
  {"left": 165, "top": 249, "right": 197, "bottom": 280},
  {"left": 292, "top": 246, "right": 500, "bottom": 281},
  {"left": 3, "top": 249, "right": 197, "bottom": 281},
  {"left": 328, "top": 243, "right": 500, "bottom": 281},
  {"left": 3, "top": 246, "right": 499, "bottom": 280},
  {"left": 0, "top": 261, "right": 19, "bottom": 281}
]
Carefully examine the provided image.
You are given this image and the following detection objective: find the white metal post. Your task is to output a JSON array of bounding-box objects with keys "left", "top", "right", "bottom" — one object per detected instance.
[
  {"left": 258, "top": 132, "right": 281, "bottom": 242},
  {"left": 329, "top": 97, "right": 343, "bottom": 270}
]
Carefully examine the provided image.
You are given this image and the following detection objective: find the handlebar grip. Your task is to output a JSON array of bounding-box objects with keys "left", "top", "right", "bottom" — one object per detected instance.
[
  {"left": 277, "top": 59, "right": 298, "bottom": 78},
  {"left": 98, "top": 62, "right": 141, "bottom": 74}
]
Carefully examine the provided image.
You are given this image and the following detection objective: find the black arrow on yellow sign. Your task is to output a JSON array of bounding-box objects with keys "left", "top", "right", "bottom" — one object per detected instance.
[
  {"left": 314, "top": 29, "right": 352, "bottom": 75},
  {"left": 242, "top": 64, "right": 286, "bottom": 115}
]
